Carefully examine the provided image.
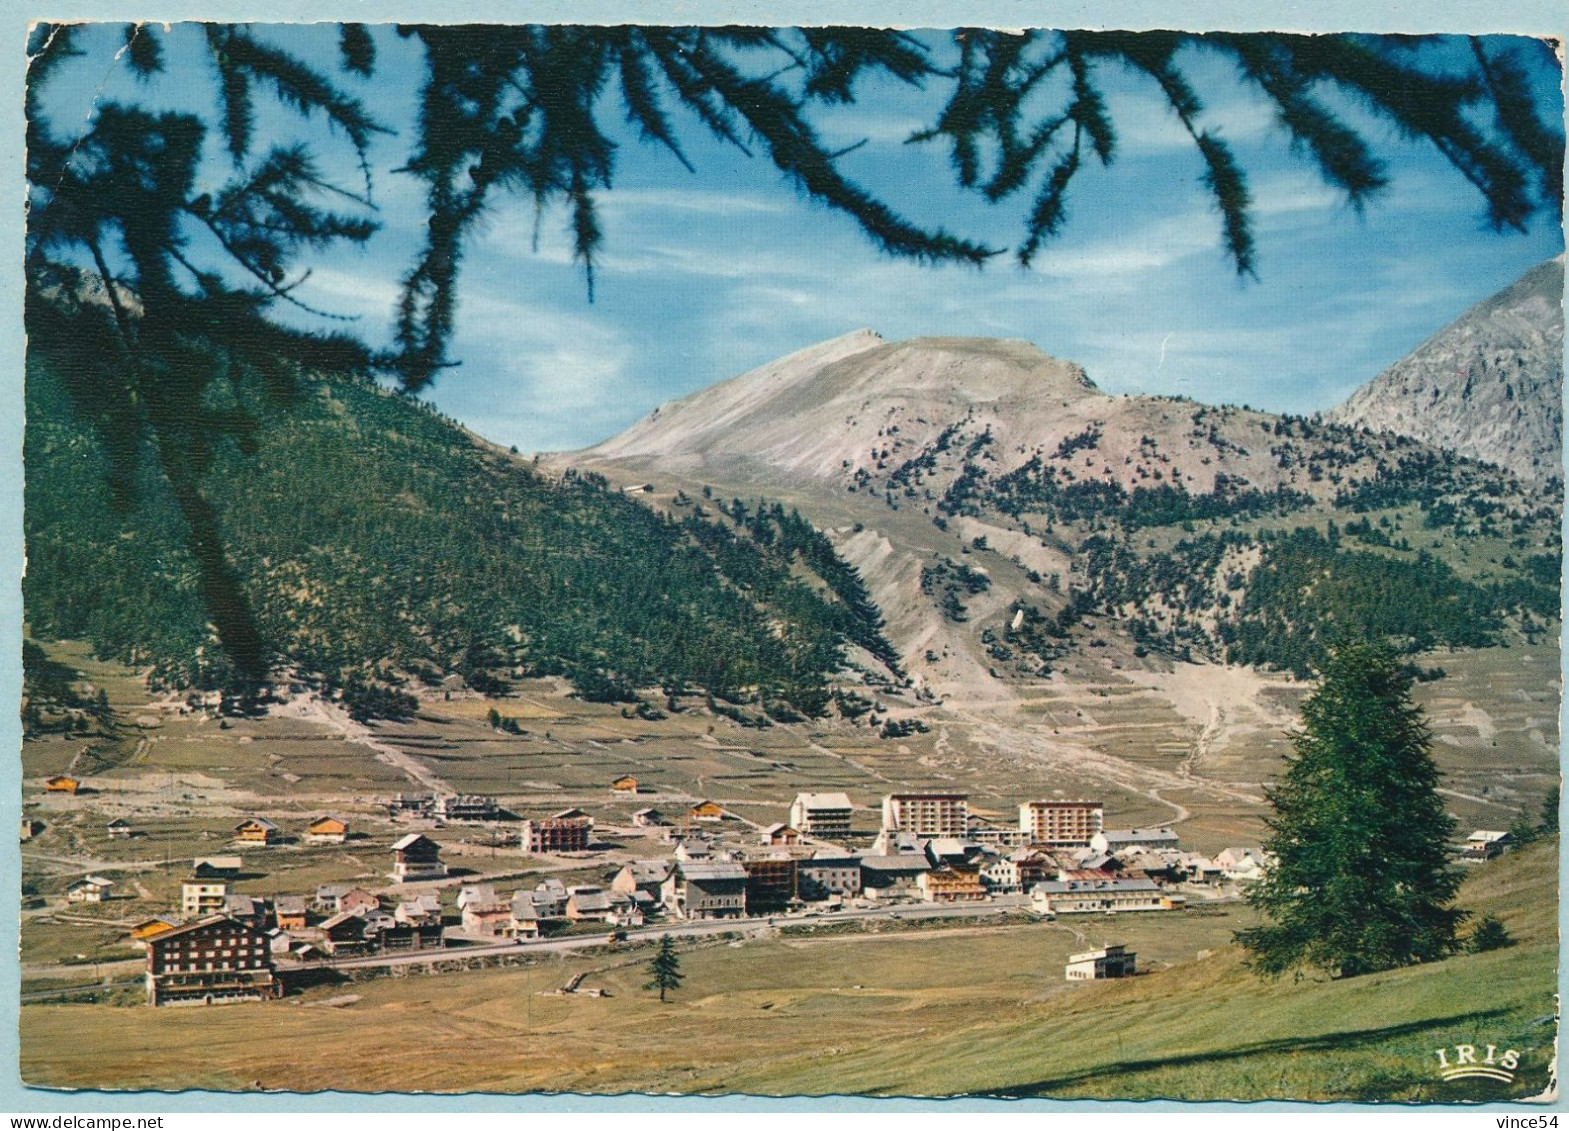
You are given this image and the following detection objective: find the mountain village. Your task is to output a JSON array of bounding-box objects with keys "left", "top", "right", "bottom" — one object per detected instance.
[
  {"left": 32, "top": 754, "right": 1529, "bottom": 1010},
  {"left": 18, "top": 255, "right": 1561, "bottom": 1096}
]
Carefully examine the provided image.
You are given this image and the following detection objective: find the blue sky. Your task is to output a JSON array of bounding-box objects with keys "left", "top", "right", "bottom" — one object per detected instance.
[{"left": 36, "top": 25, "right": 1566, "bottom": 453}]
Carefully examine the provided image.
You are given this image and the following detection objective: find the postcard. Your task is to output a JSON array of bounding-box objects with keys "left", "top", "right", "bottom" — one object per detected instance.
[{"left": 10, "top": 10, "right": 1565, "bottom": 1113}]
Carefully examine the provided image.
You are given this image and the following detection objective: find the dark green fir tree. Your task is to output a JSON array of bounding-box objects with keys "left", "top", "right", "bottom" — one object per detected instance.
[
  {"left": 1236, "top": 642, "right": 1467, "bottom": 978},
  {"left": 645, "top": 935, "right": 684, "bottom": 1003}
]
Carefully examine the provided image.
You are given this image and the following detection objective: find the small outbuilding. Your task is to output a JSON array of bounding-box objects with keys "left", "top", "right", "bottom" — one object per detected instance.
[{"left": 1066, "top": 944, "right": 1137, "bottom": 981}]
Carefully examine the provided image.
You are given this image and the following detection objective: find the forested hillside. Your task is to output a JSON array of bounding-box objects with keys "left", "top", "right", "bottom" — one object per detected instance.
[
  {"left": 569, "top": 330, "right": 1561, "bottom": 693},
  {"left": 23, "top": 293, "right": 894, "bottom": 716}
]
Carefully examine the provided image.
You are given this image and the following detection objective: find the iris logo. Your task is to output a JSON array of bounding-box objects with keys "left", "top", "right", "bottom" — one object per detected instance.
[{"left": 1433, "top": 1043, "right": 1520, "bottom": 1083}]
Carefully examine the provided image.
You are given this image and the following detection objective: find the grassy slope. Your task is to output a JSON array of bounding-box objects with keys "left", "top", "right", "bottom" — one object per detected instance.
[
  {"left": 724, "top": 838, "right": 1559, "bottom": 1102},
  {"left": 20, "top": 840, "right": 1557, "bottom": 1101}
]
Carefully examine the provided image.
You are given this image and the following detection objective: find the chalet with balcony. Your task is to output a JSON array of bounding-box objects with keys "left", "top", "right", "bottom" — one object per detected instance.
[
  {"left": 273, "top": 896, "right": 309, "bottom": 931},
  {"left": 789, "top": 792, "right": 854, "bottom": 838},
  {"left": 919, "top": 865, "right": 987, "bottom": 903},
  {"left": 305, "top": 816, "right": 349, "bottom": 844},
  {"left": 390, "top": 833, "right": 447, "bottom": 882}
]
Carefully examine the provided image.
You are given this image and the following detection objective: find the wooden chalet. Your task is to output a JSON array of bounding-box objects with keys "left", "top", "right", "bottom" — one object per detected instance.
[
  {"left": 145, "top": 916, "right": 278, "bottom": 1006},
  {"left": 761, "top": 823, "right": 802, "bottom": 846},
  {"left": 689, "top": 800, "right": 726, "bottom": 824},
  {"left": 631, "top": 808, "right": 667, "bottom": 828},
  {"left": 130, "top": 916, "right": 182, "bottom": 949},
  {"left": 610, "top": 775, "right": 639, "bottom": 793},
  {"left": 304, "top": 815, "right": 349, "bottom": 844},
  {"left": 918, "top": 865, "right": 987, "bottom": 903},
  {"left": 390, "top": 833, "right": 447, "bottom": 882},
  {"left": 318, "top": 910, "right": 375, "bottom": 956},
  {"left": 44, "top": 775, "right": 80, "bottom": 795},
  {"left": 273, "top": 896, "right": 309, "bottom": 931},
  {"left": 66, "top": 875, "right": 114, "bottom": 903},
  {"left": 193, "top": 855, "right": 244, "bottom": 877},
  {"left": 234, "top": 817, "right": 281, "bottom": 845},
  {"left": 105, "top": 818, "right": 133, "bottom": 838},
  {"left": 564, "top": 886, "right": 614, "bottom": 923}
]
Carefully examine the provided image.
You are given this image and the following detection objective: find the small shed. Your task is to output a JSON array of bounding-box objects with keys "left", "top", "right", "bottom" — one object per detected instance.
[
  {"left": 45, "top": 775, "right": 81, "bottom": 795},
  {"left": 1066, "top": 944, "right": 1137, "bottom": 981}
]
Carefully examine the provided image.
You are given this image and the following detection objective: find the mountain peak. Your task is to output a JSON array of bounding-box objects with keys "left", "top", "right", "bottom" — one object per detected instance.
[
  {"left": 574, "top": 331, "right": 1101, "bottom": 480},
  {"left": 1327, "top": 257, "right": 1563, "bottom": 482}
]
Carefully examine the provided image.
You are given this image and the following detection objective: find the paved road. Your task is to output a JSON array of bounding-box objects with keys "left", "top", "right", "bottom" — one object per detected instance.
[
  {"left": 295, "top": 898, "right": 1035, "bottom": 973},
  {"left": 20, "top": 978, "right": 142, "bottom": 1003}
]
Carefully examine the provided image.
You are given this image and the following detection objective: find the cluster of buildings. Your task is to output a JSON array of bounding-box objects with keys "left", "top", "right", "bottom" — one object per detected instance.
[
  {"left": 388, "top": 793, "right": 505, "bottom": 822},
  {"left": 108, "top": 780, "right": 1284, "bottom": 1007},
  {"left": 573, "top": 792, "right": 1271, "bottom": 922},
  {"left": 229, "top": 815, "right": 349, "bottom": 845}
]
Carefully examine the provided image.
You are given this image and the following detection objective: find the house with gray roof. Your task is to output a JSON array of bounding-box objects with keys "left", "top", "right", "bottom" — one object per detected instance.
[
  {"left": 1030, "top": 876, "right": 1169, "bottom": 915},
  {"left": 662, "top": 859, "right": 748, "bottom": 920},
  {"left": 1090, "top": 827, "right": 1179, "bottom": 854}
]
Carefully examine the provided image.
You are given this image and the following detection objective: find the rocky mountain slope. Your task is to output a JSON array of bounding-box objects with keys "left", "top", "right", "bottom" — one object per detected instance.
[
  {"left": 560, "top": 328, "right": 1560, "bottom": 705},
  {"left": 1327, "top": 256, "right": 1563, "bottom": 483}
]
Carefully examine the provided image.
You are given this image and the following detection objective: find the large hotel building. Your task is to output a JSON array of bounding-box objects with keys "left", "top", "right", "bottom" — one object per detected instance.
[
  {"left": 1018, "top": 799, "right": 1105, "bottom": 847},
  {"left": 881, "top": 792, "right": 969, "bottom": 837}
]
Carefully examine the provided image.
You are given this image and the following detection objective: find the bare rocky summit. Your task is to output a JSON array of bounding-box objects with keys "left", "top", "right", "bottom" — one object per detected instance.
[{"left": 1327, "top": 256, "right": 1563, "bottom": 483}]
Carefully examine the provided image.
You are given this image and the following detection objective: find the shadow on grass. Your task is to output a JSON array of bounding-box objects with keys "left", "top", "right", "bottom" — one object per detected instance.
[{"left": 990, "top": 1008, "right": 1517, "bottom": 1098}]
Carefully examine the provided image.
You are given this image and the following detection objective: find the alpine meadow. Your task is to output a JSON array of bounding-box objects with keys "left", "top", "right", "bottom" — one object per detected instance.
[{"left": 16, "top": 22, "right": 1565, "bottom": 1105}]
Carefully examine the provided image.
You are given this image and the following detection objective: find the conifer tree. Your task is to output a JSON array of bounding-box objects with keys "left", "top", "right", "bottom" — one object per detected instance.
[
  {"left": 645, "top": 935, "right": 684, "bottom": 1003},
  {"left": 1236, "top": 642, "right": 1467, "bottom": 978}
]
